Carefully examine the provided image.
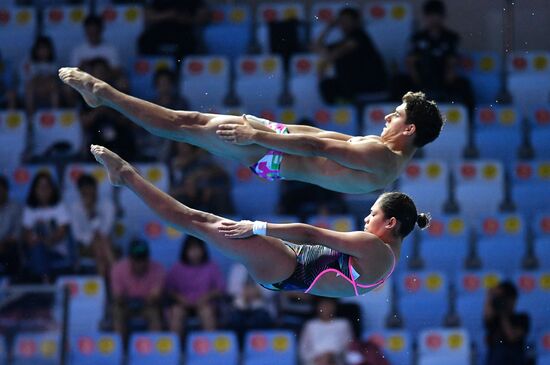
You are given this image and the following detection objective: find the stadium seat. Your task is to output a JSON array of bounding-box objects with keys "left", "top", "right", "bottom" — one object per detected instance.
[
  {"left": 128, "top": 332, "right": 180, "bottom": 365},
  {"left": 204, "top": 5, "right": 252, "bottom": 58},
  {"left": 363, "top": 2, "right": 413, "bottom": 70},
  {"left": 510, "top": 161, "right": 550, "bottom": 216},
  {"left": 185, "top": 331, "right": 238, "bottom": 365},
  {"left": 460, "top": 51, "right": 501, "bottom": 104},
  {"left": 30, "top": 109, "right": 83, "bottom": 158},
  {"left": 244, "top": 330, "right": 296, "bottom": 365},
  {"left": 43, "top": 5, "right": 89, "bottom": 65},
  {"left": 3, "top": 165, "right": 57, "bottom": 204},
  {"left": 289, "top": 54, "right": 325, "bottom": 114},
  {"left": 307, "top": 215, "right": 357, "bottom": 232},
  {"left": 98, "top": 5, "right": 144, "bottom": 64},
  {"left": 507, "top": 51, "right": 550, "bottom": 114},
  {"left": 56, "top": 276, "right": 106, "bottom": 336},
  {"left": 418, "top": 216, "right": 469, "bottom": 278},
  {"left": 342, "top": 278, "right": 392, "bottom": 332},
  {"left": 0, "top": 110, "right": 27, "bottom": 169},
  {"left": 363, "top": 103, "right": 394, "bottom": 136},
  {"left": 308, "top": 105, "right": 359, "bottom": 135},
  {"left": 235, "top": 55, "right": 283, "bottom": 113},
  {"left": 364, "top": 330, "right": 412, "bottom": 365},
  {"left": 514, "top": 271, "right": 550, "bottom": 335},
  {"left": 137, "top": 218, "right": 184, "bottom": 270},
  {"left": 398, "top": 159, "right": 449, "bottom": 216},
  {"left": 256, "top": 3, "right": 306, "bottom": 54},
  {"left": 254, "top": 106, "right": 302, "bottom": 126},
  {"left": 62, "top": 163, "right": 114, "bottom": 202},
  {"left": 422, "top": 103, "right": 469, "bottom": 164},
  {"left": 476, "top": 214, "right": 526, "bottom": 272},
  {"left": 129, "top": 56, "right": 177, "bottom": 100},
  {"left": 473, "top": 105, "right": 523, "bottom": 161},
  {"left": 310, "top": 2, "right": 360, "bottom": 45},
  {"left": 12, "top": 332, "right": 60, "bottom": 365},
  {"left": 180, "top": 56, "right": 230, "bottom": 111},
  {"left": 0, "top": 6, "right": 37, "bottom": 66},
  {"left": 534, "top": 212, "right": 550, "bottom": 269},
  {"left": 417, "top": 328, "right": 471, "bottom": 365},
  {"left": 397, "top": 271, "right": 449, "bottom": 335},
  {"left": 453, "top": 160, "right": 504, "bottom": 221},
  {"left": 537, "top": 329, "right": 550, "bottom": 365},
  {"left": 70, "top": 333, "right": 122, "bottom": 365},
  {"left": 527, "top": 105, "right": 550, "bottom": 158}
]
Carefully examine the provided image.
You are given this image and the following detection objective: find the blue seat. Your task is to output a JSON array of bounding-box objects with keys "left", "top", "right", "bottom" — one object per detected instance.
[
  {"left": 0, "top": 110, "right": 27, "bottom": 169},
  {"left": 460, "top": 51, "right": 501, "bottom": 104},
  {"left": 31, "top": 109, "right": 83, "bottom": 157},
  {"left": 185, "top": 331, "right": 238, "bottom": 365},
  {"left": 235, "top": 55, "right": 283, "bottom": 113},
  {"left": 180, "top": 56, "right": 230, "bottom": 111},
  {"left": 527, "top": 105, "right": 550, "bottom": 158},
  {"left": 537, "top": 329, "right": 550, "bottom": 365},
  {"left": 137, "top": 218, "right": 184, "bottom": 270},
  {"left": 363, "top": 330, "right": 412, "bottom": 365},
  {"left": 398, "top": 159, "right": 448, "bottom": 216},
  {"left": 13, "top": 332, "right": 60, "bottom": 365},
  {"left": 129, "top": 57, "right": 177, "bottom": 100},
  {"left": 204, "top": 5, "right": 252, "bottom": 59},
  {"left": 422, "top": 104, "right": 468, "bottom": 164},
  {"left": 397, "top": 271, "right": 449, "bottom": 335},
  {"left": 70, "top": 333, "right": 122, "bottom": 365},
  {"left": 244, "top": 330, "right": 296, "bottom": 365},
  {"left": 289, "top": 54, "right": 325, "bottom": 115},
  {"left": 507, "top": 51, "right": 550, "bottom": 114},
  {"left": 417, "top": 328, "right": 471, "bottom": 365},
  {"left": 255, "top": 3, "right": 306, "bottom": 54},
  {"left": 43, "top": 5, "right": 89, "bottom": 65},
  {"left": 254, "top": 106, "right": 302, "bottom": 126},
  {"left": 511, "top": 161, "right": 550, "bottom": 216},
  {"left": 3, "top": 164, "right": 57, "bottom": 204},
  {"left": 363, "top": 103, "right": 394, "bottom": 136},
  {"left": 419, "top": 215, "right": 469, "bottom": 278},
  {"left": 453, "top": 160, "right": 504, "bottom": 221},
  {"left": 308, "top": 105, "right": 359, "bottom": 135},
  {"left": 514, "top": 271, "right": 550, "bottom": 335},
  {"left": 0, "top": 7, "right": 37, "bottom": 66},
  {"left": 128, "top": 332, "right": 180, "bottom": 365},
  {"left": 62, "top": 162, "right": 114, "bottom": 202},
  {"left": 310, "top": 3, "right": 356, "bottom": 45},
  {"left": 534, "top": 212, "right": 550, "bottom": 269},
  {"left": 342, "top": 277, "right": 392, "bottom": 332},
  {"left": 307, "top": 215, "right": 357, "bottom": 232},
  {"left": 476, "top": 214, "right": 526, "bottom": 272},
  {"left": 474, "top": 105, "right": 522, "bottom": 161}
]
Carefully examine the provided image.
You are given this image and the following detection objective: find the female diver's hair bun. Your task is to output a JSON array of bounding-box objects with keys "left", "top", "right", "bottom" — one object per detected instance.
[{"left": 417, "top": 212, "right": 431, "bottom": 230}]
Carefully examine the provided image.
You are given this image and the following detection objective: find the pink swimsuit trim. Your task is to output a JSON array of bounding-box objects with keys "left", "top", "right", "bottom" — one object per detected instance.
[{"left": 304, "top": 248, "right": 397, "bottom": 296}]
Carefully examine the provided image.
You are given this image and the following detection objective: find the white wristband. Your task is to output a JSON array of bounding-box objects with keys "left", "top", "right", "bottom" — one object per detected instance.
[{"left": 252, "top": 221, "right": 267, "bottom": 236}]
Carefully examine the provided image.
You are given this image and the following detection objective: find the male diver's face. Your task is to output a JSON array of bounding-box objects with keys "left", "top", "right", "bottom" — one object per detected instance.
[
  {"left": 363, "top": 200, "right": 390, "bottom": 237},
  {"left": 381, "top": 102, "right": 409, "bottom": 139}
]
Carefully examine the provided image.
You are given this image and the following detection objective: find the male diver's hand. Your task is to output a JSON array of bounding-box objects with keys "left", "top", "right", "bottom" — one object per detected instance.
[
  {"left": 218, "top": 220, "right": 254, "bottom": 239},
  {"left": 216, "top": 115, "right": 256, "bottom": 145}
]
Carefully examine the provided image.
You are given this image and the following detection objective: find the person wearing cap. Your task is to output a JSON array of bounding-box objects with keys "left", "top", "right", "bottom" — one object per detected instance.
[{"left": 110, "top": 239, "right": 165, "bottom": 339}]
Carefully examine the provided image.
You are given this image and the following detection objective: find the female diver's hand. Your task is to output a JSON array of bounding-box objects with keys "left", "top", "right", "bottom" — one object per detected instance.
[{"left": 218, "top": 220, "right": 254, "bottom": 239}]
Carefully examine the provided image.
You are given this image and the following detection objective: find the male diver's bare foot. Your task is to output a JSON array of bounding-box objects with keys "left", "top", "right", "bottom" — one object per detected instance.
[
  {"left": 58, "top": 67, "right": 105, "bottom": 108},
  {"left": 90, "top": 144, "right": 132, "bottom": 186}
]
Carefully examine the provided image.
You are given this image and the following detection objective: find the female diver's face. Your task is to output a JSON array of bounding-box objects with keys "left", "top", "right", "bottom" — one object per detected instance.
[{"left": 363, "top": 200, "right": 391, "bottom": 237}]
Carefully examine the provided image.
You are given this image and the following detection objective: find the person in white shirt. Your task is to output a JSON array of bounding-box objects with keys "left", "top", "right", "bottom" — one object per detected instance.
[
  {"left": 70, "top": 15, "right": 120, "bottom": 70},
  {"left": 299, "top": 297, "right": 354, "bottom": 365},
  {"left": 69, "top": 174, "right": 115, "bottom": 278}
]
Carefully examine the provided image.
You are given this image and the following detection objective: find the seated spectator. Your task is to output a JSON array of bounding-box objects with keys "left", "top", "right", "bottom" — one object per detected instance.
[
  {"left": 0, "top": 175, "right": 23, "bottom": 276},
  {"left": 111, "top": 239, "right": 165, "bottom": 340},
  {"left": 391, "top": 0, "right": 474, "bottom": 111},
  {"left": 21, "top": 172, "right": 70, "bottom": 282},
  {"left": 169, "top": 142, "right": 234, "bottom": 214},
  {"left": 165, "top": 236, "right": 224, "bottom": 337},
  {"left": 138, "top": 0, "right": 209, "bottom": 59},
  {"left": 24, "top": 36, "right": 60, "bottom": 115},
  {"left": 299, "top": 297, "right": 354, "bottom": 365},
  {"left": 484, "top": 280, "right": 530, "bottom": 365},
  {"left": 68, "top": 174, "right": 115, "bottom": 279},
  {"left": 313, "top": 7, "right": 387, "bottom": 104},
  {"left": 227, "top": 263, "right": 274, "bottom": 341},
  {"left": 70, "top": 15, "right": 120, "bottom": 71}
]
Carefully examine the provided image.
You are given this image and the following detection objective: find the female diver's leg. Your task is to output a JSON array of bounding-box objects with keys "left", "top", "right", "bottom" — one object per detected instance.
[{"left": 90, "top": 144, "right": 296, "bottom": 285}]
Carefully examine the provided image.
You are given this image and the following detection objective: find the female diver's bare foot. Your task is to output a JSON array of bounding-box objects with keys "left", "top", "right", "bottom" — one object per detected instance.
[
  {"left": 58, "top": 67, "right": 105, "bottom": 108},
  {"left": 90, "top": 145, "right": 132, "bottom": 186}
]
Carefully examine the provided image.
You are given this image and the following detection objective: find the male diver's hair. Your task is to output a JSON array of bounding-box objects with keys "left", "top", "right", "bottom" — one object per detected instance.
[
  {"left": 402, "top": 91, "right": 444, "bottom": 147},
  {"left": 378, "top": 192, "right": 430, "bottom": 238}
]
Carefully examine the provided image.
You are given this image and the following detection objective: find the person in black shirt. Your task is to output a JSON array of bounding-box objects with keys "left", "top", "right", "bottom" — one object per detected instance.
[
  {"left": 392, "top": 0, "right": 474, "bottom": 111},
  {"left": 314, "top": 7, "right": 387, "bottom": 104},
  {"left": 484, "top": 280, "right": 530, "bottom": 365}
]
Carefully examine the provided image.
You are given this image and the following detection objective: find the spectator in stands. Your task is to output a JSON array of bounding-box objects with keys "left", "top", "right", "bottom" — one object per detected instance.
[
  {"left": 314, "top": 7, "right": 387, "bottom": 104},
  {"left": 165, "top": 236, "right": 224, "bottom": 337},
  {"left": 80, "top": 58, "right": 137, "bottom": 160},
  {"left": 68, "top": 174, "right": 115, "bottom": 279},
  {"left": 299, "top": 297, "right": 354, "bottom": 365},
  {"left": 24, "top": 36, "right": 60, "bottom": 115},
  {"left": 111, "top": 239, "right": 165, "bottom": 339},
  {"left": 0, "top": 175, "right": 23, "bottom": 276},
  {"left": 391, "top": 0, "right": 474, "bottom": 111},
  {"left": 22, "top": 172, "right": 70, "bottom": 282},
  {"left": 70, "top": 15, "right": 120, "bottom": 71},
  {"left": 227, "top": 263, "right": 274, "bottom": 340},
  {"left": 484, "top": 280, "right": 530, "bottom": 365},
  {"left": 138, "top": 0, "right": 209, "bottom": 59},
  {"left": 169, "top": 142, "right": 234, "bottom": 214}
]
